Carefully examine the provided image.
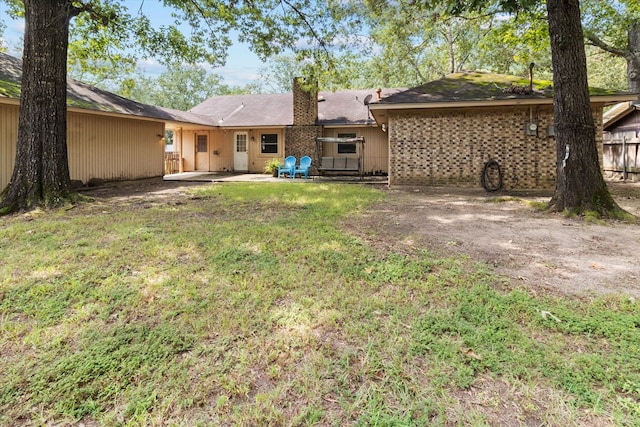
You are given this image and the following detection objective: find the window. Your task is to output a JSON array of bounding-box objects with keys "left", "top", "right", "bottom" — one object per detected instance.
[
  {"left": 236, "top": 133, "right": 247, "bottom": 152},
  {"left": 261, "top": 134, "right": 278, "bottom": 154},
  {"left": 165, "top": 130, "right": 174, "bottom": 146},
  {"left": 337, "top": 133, "right": 357, "bottom": 154},
  {"left": 197, "top": 135, "right": 208, "bottom": 152}
]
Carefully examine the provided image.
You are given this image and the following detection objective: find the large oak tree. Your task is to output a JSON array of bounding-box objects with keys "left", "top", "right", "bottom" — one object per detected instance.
[
  {"left": 545, "top": 0, "right": 620, "bottom": 214},
  {"left": 417, "top": 0, "right": 627, "bottom": 216},
  {"left": 0, "top": 0, "right": 76, "bottom": 213}
]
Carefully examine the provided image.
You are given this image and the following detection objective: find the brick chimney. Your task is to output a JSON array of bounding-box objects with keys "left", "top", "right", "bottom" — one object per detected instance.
[
  {"left": 292, "top": 77, "right": 318, "bottom": 126},
  {"left": 285, "top": 77, "right": 322, "bottom": 168}
]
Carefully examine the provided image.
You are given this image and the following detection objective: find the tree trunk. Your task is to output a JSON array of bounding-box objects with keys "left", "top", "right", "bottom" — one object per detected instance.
[
  {"left": 0, "top": 0, "right": 74, "bottom": 214},
  {"left": 627, "top": 21, "right": 640, "bottom": 97},
  {"left": 546, "top": 0, "right": 621, "bottom": 216}
]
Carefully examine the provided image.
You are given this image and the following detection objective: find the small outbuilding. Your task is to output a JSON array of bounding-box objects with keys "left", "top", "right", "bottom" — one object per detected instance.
[{"left": 602, "top": 101, "right": 640, "bottom": 181}]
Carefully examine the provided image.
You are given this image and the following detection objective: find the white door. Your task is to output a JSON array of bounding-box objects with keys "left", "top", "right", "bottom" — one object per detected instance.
[
  {"left": 195, "top": 134, "right": 209, "bottom": 171},
  {"left": 234, "top": 132, "right": 248, "bottom": 171}
]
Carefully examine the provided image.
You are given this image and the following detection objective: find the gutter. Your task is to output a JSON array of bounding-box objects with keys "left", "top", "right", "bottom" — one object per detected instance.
[{"left": 369, "top": 94, "right": 637, "bottom": 112}]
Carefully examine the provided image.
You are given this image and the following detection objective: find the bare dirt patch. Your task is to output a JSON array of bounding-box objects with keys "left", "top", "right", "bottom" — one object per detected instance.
[
  {"left": 84, "top": 177, "right": 640, "bottom": 298},
  {"left": 351, "top": 180, "right": 640, "bottom": 298}
]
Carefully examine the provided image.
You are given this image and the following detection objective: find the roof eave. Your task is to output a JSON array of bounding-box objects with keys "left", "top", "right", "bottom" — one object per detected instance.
[
  {"left": 66, "top": 106, "right": 221, "bottom": 128},
  {"left": 370, "top": 94, "right": 636, "bottom": 113},
  {"left": 320, "top": 122, "right": 378, "bottom": 128},
  {"left": 66, "top": 106, "right": 170, "bottom": 124},
  {"left": 0, "top": 96, "right": 19, "bottom": 106},
  {"left": 602, "top": 100, "right": 639, "bottom": 128},
  {"left": 217, "top": 124, "right": 289, "bottom": 128},
  {"left": 369, "top": 98, "right": 555, "bottom": 111},
  {"left": 590, "top": 94, "right": 639, "bottom": 106}
]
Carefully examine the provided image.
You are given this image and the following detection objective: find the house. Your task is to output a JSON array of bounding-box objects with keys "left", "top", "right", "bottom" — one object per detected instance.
[
  {"left": 3, "top": 51, "right": 634, "bottom": 192},
  {"left": 171, "top": 78, "right": 399, "bottom": 176},
  {"left": 602, "top": 101, "right": 640, "bottom": 181},
  {"left": 368, "top": 71, "right": 636, "bottom": 189},
  {"left": 0, "top": 52, "right": 216, "bottom": 192},
  {"left": 179, "top": 72, "right": 634, "bottom": 190}
]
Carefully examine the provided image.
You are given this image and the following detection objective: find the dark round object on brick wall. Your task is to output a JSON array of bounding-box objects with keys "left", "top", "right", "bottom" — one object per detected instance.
[{"left": 481, "top": 159, "right": 503, "bottom": 192}]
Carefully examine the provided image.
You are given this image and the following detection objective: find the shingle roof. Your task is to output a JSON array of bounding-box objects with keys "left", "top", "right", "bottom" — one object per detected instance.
[
  {"left": 372, "top": 71, "right": 631, "bottom": 106},
  {"left": 189, "top": 88, "right": 405, "bottom": 127},
  {"left": 373, "top": 71, "right": 554, "bottom": 105},
  {"left": 189, "top": 93, "right": 292, "bottom": 126},
  {"left": 0, "top": 52, "right": 217, "bottom": 126},
  {"left": 317, "top": 88, "right": 403, "bottom": 125}
]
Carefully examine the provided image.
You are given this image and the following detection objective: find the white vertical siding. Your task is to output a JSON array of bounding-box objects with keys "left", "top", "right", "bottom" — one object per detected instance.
[
  {"left": 67, "top": 112, "right": 165, "bottom": 183},
  {"left": 248, "top": 128, "right": 284, "bottom": 173},
  {"left": 0, "top": 103, "right": 18, "bottom": 191},
  {"left": 176, "top": 127, "right": 284, "bottom": 174},
  {"left": 322, "top": 126, "right": 389, "bottom": 173},
  {"left": 212, "top": 129, "right": 234, "bottom": 172},
  {"left": 1, "top": 105, "right": 165, "bottom": 191}
]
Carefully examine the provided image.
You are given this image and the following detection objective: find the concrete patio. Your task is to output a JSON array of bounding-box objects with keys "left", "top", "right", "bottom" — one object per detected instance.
[{"left": 163, "top": 172, "right": 388, "bottom": 184}]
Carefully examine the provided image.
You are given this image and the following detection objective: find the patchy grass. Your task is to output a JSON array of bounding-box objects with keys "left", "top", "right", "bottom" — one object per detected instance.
[
  {"left": 1, "top": 182, "right": 638, "bottom": 426},
  {"left": 485, "top": 196, "right": 548, "bottom": 211}
]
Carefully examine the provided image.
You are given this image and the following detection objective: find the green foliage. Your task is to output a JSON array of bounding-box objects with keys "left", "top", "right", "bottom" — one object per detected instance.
[
  {"left": 586, "top": 47, "right": 629, "bottom": 92},
  {"left": 4, "top": 0, "right": 367, "bottom": 94},
  {"left": 26, "top": 324, "right": 193, "bottom": 419},
  {"left": 0, "top": 78, "right": 20, "bottom": 97},
  {"left": 256, "top": 55, "right": 303, "bottom": 93},
  {"left": 582, "top": 0, "right": 640, "bottom": 49},
  {"left": 353, "top": 0, "right": 634, "bottom": 93},
  {"left": 121, "top": 65, "right": 254, "bottom": 110},
  {"left": 263, "top": 158, "right": 282, "bottom": 173},
  {"left": 411, "top": 283, "right": 640, "bottom": 406},
  {"left": 356, "top": 1, "right": 497, "bottom": 86}
]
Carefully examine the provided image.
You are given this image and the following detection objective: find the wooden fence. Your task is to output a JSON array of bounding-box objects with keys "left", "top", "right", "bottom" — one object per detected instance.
[
  {"left": 602, "top": 137, "right": 640, "bottom": 180},
  {"left": 164, "top": 152, "right": 181, "bottom": 175}
]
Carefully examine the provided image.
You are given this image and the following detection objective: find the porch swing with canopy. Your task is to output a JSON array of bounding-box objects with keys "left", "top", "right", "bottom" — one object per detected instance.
[{"left": 314, "top": 136, "right": 365, "bottom": 179}]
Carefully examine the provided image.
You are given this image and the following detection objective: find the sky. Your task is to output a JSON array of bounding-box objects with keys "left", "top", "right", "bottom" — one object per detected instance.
[{"left": 0, "top": 0, "right": 266, "bottom": 87}]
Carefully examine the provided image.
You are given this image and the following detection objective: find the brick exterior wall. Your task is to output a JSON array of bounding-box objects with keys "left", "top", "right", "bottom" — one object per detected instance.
[
  {"left": 284, "top": 125, "right": 323, "bottom": 172},
  {"left": 388, "top": 105, "right": 604, "bottom": 190},
  {"left": 288, "top": 78, "right": 322, "bottom": 171}
]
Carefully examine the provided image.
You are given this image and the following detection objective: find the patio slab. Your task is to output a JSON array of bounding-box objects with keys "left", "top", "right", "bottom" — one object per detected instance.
[{"left": 164, "top": 172, "right": 388, "bottom": 184}]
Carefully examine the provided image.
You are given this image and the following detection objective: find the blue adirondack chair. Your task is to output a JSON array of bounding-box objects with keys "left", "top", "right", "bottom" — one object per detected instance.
[
  {"left": 292, "top": 156, "right": 312, "bottom": 179},
  {"left": 277, "top": 156, "right": 296, "bottom": 178}
]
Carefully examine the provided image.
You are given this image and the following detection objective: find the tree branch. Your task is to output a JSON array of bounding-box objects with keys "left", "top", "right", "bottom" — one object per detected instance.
[
  {"left": 585, "top": 31, "right": 629, "bottom": 59},
  {"left": 279, "top": 0, "right": 332, "bottom": 58},
  {"left": 68, "top": 1, "right": 92, "bottom": 18}
]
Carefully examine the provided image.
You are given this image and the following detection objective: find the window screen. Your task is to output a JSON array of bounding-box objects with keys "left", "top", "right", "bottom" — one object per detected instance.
[
  {"left": 337, "top": 133, "right": 357, "bottom": 154},
  {"left": 236, "top": 134, "right": 247, "bottom": 152},
  {"left": 261, "top": 134, "right": 278, "bottom": 154},
  {"left": 197, "top": 135, "right": 208, "bottom": 153}
]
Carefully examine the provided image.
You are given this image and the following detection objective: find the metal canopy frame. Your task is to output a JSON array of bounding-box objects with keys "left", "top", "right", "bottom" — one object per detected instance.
[{"left": 314, "top": 136, "right": 365, "bottom": 179}]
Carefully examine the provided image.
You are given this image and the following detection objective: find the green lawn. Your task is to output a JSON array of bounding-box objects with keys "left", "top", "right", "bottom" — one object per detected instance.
[{"left": 1, "top": 183, "right": 638, "bottom": 426}]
